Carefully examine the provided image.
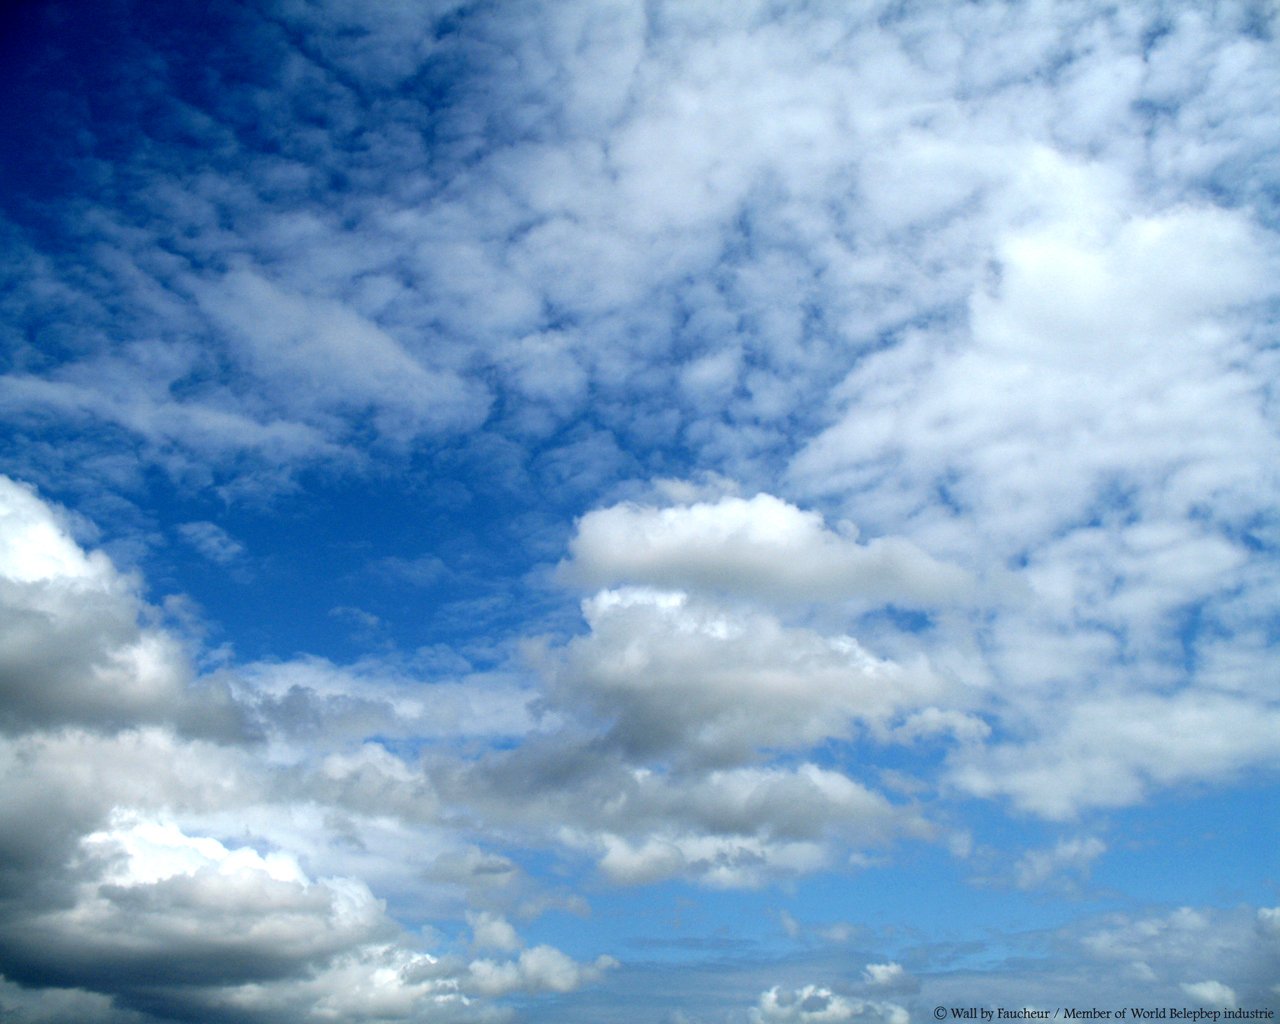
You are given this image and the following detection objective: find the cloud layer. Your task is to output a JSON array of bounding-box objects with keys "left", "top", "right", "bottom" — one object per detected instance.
[{"left": 1, "top": 0, "right": 1277, "bottom": 1020}]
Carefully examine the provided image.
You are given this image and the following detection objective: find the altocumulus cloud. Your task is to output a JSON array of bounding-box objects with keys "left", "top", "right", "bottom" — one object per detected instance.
[{"left": 1, "top": 0, "right": 1279, "bottom": 1020}]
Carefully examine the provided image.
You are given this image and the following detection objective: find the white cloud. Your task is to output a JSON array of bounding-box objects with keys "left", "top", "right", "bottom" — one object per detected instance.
[
  {"left": 1180, "top": 981, "right": 1238, "bottom": 1009},
  {"left": 751, "top": 985, "right": 908, "bottom": 1024},
  {"left": 1014, "top": 837, "right": 1106, "bottom": 890},
  {"left": 781, "top": 147, "right": 1280, "bottom": 817},
  {"left": 2, "top": 0, "right": 1279, "bottom": 1016},
  {"left": 753, "top": 985, "right": 858, "bottom": 1024},
  {"left": 949, "top": 692, "right": 1280, "bottom": 819},
  {"left": 562, "top": 494, "right": 973, "bottom": 606},
  {"left": 84, "top": 814, "right": 309, "bottom": 887},
  {"left": 862, "top": 963, "right": 908, "bottom": 989},
  {"left": 193, "top": 268, "right": 491, "bottom": 442},
  {"left": 198, "top": 944, "right": 478, "bottom": 1024},
  {"left": 0, "top": 345, "right": 344, "bottom": 488},
  {"left": 1077, "top": 904, "right": 1280, "bottom": 1005},
  {"left": 177, "top": 521, "right": 244, "bottom": 564},
  {"left": 0, "top": 479, "right": 611, "bottom": 1020},
  {"left": 468, "top": 911, "right": 521, "bottom": 952},
  {"left": 0, "top": 798, "right": 507, "bottom": 1024},
  {"left": 45, "top": 814, "right": 388, "bottom": 964},
  {"left": 466, "top": 947, "right": 617, "bottom": 998},
  {"left": 793, "top": 155, "right": 1277, "bottom": 555},
  {"left": 543, "top": 585, "right": 945, "bottom": 765},
  {"left": 0, "top": 477, "right": 112, "bottom": 585},
  {"left": 0, "top": 477, "right": 238, "bottom": 737}
]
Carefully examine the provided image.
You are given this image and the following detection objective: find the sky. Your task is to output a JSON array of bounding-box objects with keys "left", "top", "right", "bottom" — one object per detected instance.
[{"left": 0, "top": 0, "right": 1277, "bottom": 1021}]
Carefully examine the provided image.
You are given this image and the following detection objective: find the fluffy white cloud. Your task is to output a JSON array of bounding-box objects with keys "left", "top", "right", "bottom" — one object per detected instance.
[
  {"left": 0, "top": 797, "right": 505, "bottom": 1023},
  {"left": 0, "top": 479, "right": 611, "bottom": 1020},
  {"left": 466, "top": 947, "right": 617, "bottom": 998},
  {"left": 442, "top": 741, "right": 927, "bottom": 888},
  {"left": 468, "top": 911, "right": 521, "bottom": 953},
  {"left": 544, "top": 586, "right": 946, "bottom": 764},
  {"left": 574, "top": 762, "right": 922, "bottom": 887},
  {"left": 862, "top": 963, "right": 909, "bottom": 990},
  {"left": 0, "top": 477, "right": 239, "bottom": 737},
  {"left": 781, "top": 149, "right": 1280, "bottom": 817},
  {"left": 793, "top": 152, "right": 1277, "bottom": 552},
  {"left": 1180, "top": 981, "right": 1238, "bottom": 1010},
  {"left": 563, "top": 494, "right": 973, "bottom": 606},
  {"left": 949, "top": 691, "right": 1280, "bottom": 819},
  {"left": 12, "top": 814, "right": 390, "bottom": 973},
  {"left": 752, "top": 985, "right": 908, "bottom": 1024}
]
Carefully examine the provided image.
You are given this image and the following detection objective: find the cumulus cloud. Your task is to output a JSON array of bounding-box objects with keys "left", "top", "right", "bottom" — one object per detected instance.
[
  {"left": 543, "top": 586, "right": 946, "bottom": 764},
  {"left": 0, "top": 479, "right": 611, "bottom": 1020},
  {"left": 0, "top": 477, "right": 239, "bottom": 737},
  {"left": 466, "top": 947, "right": 618, "bottom": 998},
  {"left": 783, "top": 144, "right": 1280, "bottom": 818},
  {"left": 440, "top": 739, "right": 927, "bottom": 888},
  {"left": 1180, "top": 981, "right": 1238, "bottom": 1010},
  {"left": 2, "top": 814, "right": 392, "bottom": 989},
  {"left": 562, "top": 494, "right": 973, "bottom": 606},
  {"left": 468, "top": 911, "right": 521, "bottom": 953},
  {"left": 862, "top": 963, "right": 912, "bottom": 992},
  {"left": 751, "top": 985, "right": 908, "bottom": 1024}
]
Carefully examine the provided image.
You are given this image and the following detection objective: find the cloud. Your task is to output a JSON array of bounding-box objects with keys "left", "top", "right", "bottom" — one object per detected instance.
[
  {"left": 861, "top": 963, "right": 913, "bottom": 993},
  {"left": 7, "top": 0, "right": 1276, "bottom": 521},
  {"left": 751, "top": 985, "right": 908, "bottom": 1024},
  {"left": 1180, "top": 981, "right": 1238, "bottom": 1010},
  {"left": 442, "top": 741, "right": 926, "bottom": 888},
  {"left": 177, "top": 521, "right": 244, "bottom": 565},
  {"left": 562, "top": 494, "right": 973, "bottom": 607},
  {"left": 949, "top": 691, "right": 1280, "bottom": 819},
  {"left": 0, "top": 476, "right": 240, "bottom": 738},
  {"left": 792, "top": 154, "right": 1277, "bottom": 551},
  {"left": 192, "top": 268, "right": 491, "bottom": 443},
  {"left": 468, "top": 911, "right": 521, "bottom": 953},
  {"left": 1013, "top": 837, "right": 1106, "bottom": 890},
  {"left": 466, "top": 947, "right": 618, "bottom": 998},
  {"left": 542, "top": 586, "right": 946, "bottom": 765},
  {"left": 778, "top": 150, "right": 1280, "bottom": 817},
  {"left": 0, "top": 478, "right": 611, "bottom": 1020},
  {"left": 2, "top": 813, "right": 393, "bottom": 989},
  {"left": 1078, "top": 905, "right": 1280, "bottom": 1005},
  {"left": 233, "top": 655, "right": 545, "bottom": 748},
  {"left": 1, "top": 0, "right": 1279, "bottom": 1018}
]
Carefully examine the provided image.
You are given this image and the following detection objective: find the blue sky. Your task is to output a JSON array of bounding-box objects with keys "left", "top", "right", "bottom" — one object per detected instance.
[{"left": 1, "top": 0, "right": 1278, "bottom": 1021}]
